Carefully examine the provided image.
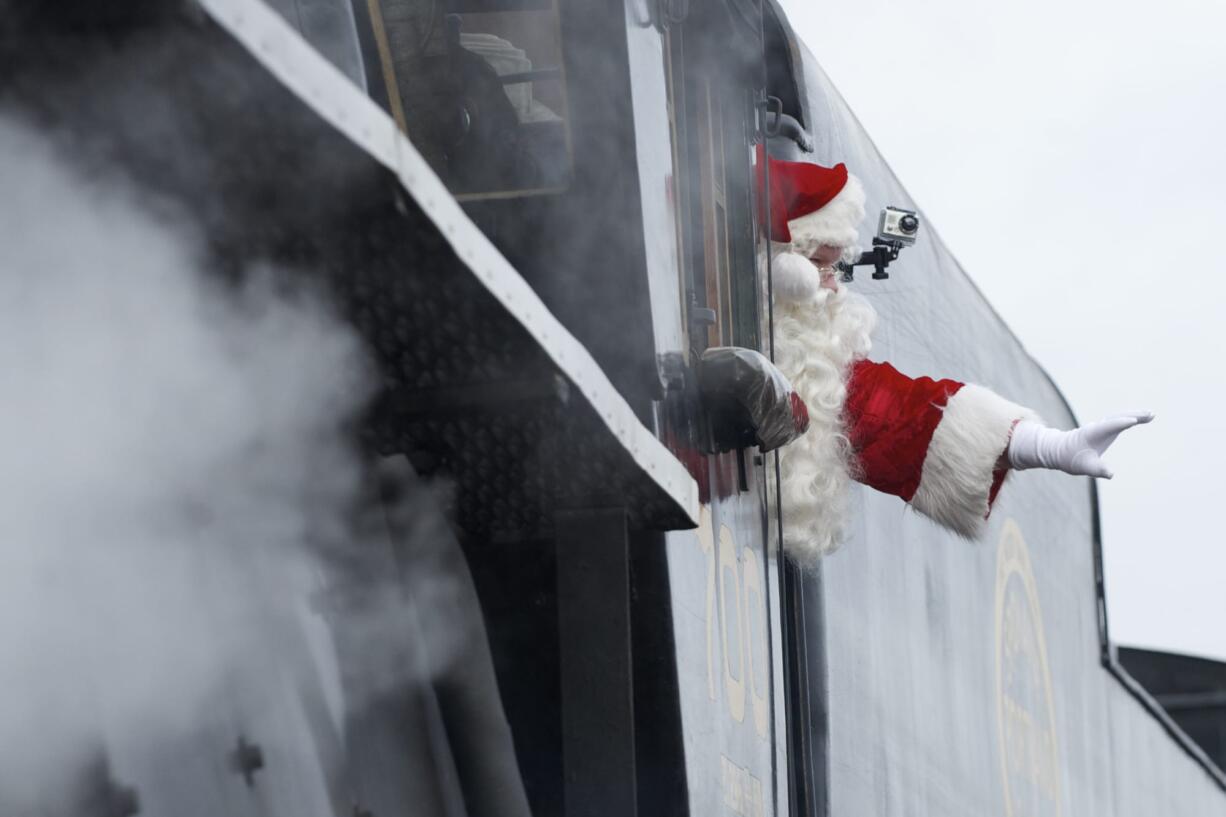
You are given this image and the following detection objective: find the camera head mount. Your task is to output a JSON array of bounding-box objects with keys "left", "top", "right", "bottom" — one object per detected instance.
[{"left": 837, "top": 206, "right": 920, "bottom": 281}]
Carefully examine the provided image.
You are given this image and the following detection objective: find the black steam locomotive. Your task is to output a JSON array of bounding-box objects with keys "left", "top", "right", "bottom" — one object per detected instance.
[{"left": 2, "top": 1, "right": 1222, "bottom": 815}]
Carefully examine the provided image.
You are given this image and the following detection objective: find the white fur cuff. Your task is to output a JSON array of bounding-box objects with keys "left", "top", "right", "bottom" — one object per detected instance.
[{"left": 910, "top": 385, "right": 1039, "bottom": 539}]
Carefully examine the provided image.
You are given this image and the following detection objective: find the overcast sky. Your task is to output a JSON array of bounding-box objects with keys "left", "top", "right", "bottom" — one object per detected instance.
[{"left": 779, "top": 0, "right": 1226, "bottom": 660}]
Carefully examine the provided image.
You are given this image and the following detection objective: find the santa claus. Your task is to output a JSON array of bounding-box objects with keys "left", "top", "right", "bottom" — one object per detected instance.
[{"left": 763, "top": 153, "right": 1152, "bottom": 562}]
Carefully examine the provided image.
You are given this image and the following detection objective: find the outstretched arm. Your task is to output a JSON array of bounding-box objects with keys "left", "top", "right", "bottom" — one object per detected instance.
[{"left": 845, "top": 360, "right": 1153, "bottom": 538}]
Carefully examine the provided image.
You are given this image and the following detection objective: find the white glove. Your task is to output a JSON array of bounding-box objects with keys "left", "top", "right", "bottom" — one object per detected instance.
[{"left": 1007, "top": 411, "right": 1154, "bottom": 479}]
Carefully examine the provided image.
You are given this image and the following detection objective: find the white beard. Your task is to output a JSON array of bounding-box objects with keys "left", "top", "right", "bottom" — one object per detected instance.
[{"left": 773, "top": 257, "right": 878, "bottom": 563}]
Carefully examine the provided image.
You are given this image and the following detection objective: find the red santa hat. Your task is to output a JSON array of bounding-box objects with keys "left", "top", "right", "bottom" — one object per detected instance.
[{"left": 758, "top": 146, "right": 866, "bottom": 253}]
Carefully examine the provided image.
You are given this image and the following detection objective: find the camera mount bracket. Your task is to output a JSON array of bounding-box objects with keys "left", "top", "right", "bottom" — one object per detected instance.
[{"left": 837, "top": 237, "right": 905, "bottom": 282}]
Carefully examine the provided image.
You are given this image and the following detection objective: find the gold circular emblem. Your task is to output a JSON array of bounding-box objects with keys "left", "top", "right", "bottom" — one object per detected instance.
[{"left": 995, "top": 520, "right": 1062, "bottom": 817}]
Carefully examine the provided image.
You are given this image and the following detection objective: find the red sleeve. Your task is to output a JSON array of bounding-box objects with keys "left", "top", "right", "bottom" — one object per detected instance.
[{"left": 843, "top": 359, "right": 965, "bottom": 503}]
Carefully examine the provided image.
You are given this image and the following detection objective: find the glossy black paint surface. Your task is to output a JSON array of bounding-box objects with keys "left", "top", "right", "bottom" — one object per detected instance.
[{"left": 784, "top": 33, "right": 1226, "bottom": 817}]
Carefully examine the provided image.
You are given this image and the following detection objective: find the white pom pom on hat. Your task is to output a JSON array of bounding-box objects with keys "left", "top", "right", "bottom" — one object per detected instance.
[{"left": 771, "top": 251, "right": 823, "bottom": 304}]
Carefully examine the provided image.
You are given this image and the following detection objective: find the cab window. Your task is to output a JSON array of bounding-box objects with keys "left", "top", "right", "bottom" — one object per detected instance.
[
  {"left": 357, "top": 0, "right": 574, "bottom": 199},
  {"left": 666, "top": 21, "right": 759, "bottom": 358}
]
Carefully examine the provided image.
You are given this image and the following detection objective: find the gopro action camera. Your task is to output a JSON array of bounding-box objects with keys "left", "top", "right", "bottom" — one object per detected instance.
[{"left": 876, "top": 206, "right": 920, "bottom": 246}]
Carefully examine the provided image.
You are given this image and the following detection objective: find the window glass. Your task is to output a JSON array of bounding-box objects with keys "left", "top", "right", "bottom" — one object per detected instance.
[
  {"left": 662, "top": 26, "right": 692, "bottom": 357},
  {"left": 692, "top": 78, "right": 756, "bottom": 351},
  {"left": 266, "top": 0, "right": 369, "bottom": 88},
  {"left": 361, "top": 0, "right": 573, "bottom": 198}
]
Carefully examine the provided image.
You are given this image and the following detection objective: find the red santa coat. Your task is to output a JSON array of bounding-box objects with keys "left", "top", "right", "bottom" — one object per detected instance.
[{"left": 843, "top": 359, "right": 1037, "bottom": 538}]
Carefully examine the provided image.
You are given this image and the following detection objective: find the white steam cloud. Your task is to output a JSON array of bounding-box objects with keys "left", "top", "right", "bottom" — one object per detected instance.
[{"left": 0, "top": 117, "right": 390, "bottom": 812}]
